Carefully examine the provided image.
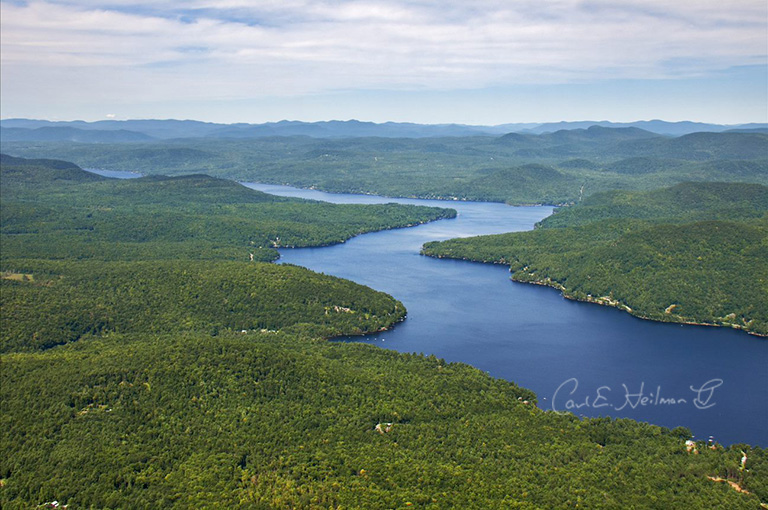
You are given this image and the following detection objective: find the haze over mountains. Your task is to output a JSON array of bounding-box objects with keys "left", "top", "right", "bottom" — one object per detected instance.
[{"left": 1, "top": 118, "right": 766, "bottom": 142}]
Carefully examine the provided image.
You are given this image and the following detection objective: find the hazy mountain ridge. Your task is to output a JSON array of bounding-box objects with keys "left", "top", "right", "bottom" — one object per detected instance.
[
  {"left": 520, "top": 120, "right": 768, "bottom": 135},
  {"left": 0, "top": 126, "right": 154, "bottom": 143},
  {"left": 2, "top": 129, "right": 766, "bottom": 205},
  {"left": 2, "top": 118, "right": 765, "bottom": 140}
]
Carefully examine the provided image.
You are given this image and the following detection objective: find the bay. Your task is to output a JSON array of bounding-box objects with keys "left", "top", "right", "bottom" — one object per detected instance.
[{"left": 245, "top": 182, "right": 768, "bottom": 446}]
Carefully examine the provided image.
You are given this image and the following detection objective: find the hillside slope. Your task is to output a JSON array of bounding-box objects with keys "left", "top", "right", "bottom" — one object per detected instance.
[
  {"left": 423, "top": 182, "right": 768, "bottom": 336},
  {"left": 3, "top": 130, "right": 766, "bottom": 205},
  {"left": 1, "top": 157, "right": 765, "bottom": 508}
]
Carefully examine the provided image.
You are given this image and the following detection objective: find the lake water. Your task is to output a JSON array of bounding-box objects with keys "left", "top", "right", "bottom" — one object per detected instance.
[
  {"left": 245, "top": 182, "right": 768, "bottom": 446},
  {"left": 84, "top": 168, "right": 142, "bottom": 179}
]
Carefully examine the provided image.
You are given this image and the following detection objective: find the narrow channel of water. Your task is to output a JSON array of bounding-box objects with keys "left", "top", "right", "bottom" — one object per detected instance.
[{"left": 245, "top": 182, "right": 768, "bottom": 446}]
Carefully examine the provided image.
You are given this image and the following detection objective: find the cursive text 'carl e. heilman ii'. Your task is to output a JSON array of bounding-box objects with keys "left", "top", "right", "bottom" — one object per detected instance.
[{"left": 551, "top": 378, "right": 723, "bottom": 414}]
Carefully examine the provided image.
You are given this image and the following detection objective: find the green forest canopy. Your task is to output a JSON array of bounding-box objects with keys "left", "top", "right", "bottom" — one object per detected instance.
[
  {"left": 2, "top": 129, "right": 767, "bottom": 205},
  {"left": 422, "top": 182, "right": 768, "bottom": 336},
  {"left": 0, "top": 154, "right": 456, "bottom": 263},
  {"left": 1, "top": 156, "right": 765, "bottom": 508}
]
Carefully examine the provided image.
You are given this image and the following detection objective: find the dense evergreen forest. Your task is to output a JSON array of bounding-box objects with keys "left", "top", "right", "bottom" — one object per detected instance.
[
  {"left": 423, "top": 182, "right": 768, "bottom": 336},
  {"left": 2, "top": 128, "right": 766, "bottom": 205},
  {"left": 5, "top": 331, "right": 766, "bottom": 509},
  {"left": 0, "top": 154, "right": 455, "bottom": 262},
  {"left": 1, "top": 156, "right": 766, "bottom": 508}
]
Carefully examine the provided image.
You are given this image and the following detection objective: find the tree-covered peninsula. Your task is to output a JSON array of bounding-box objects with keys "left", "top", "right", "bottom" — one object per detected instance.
[
  {"left": 422, "top": 182, "right": 768, "bottom": 336},
  {"left": 0, "top": 154, "right": 456, "bottom": 263},
  {"left": 1, "top": 157, "right": 766, "bottom": 508}
]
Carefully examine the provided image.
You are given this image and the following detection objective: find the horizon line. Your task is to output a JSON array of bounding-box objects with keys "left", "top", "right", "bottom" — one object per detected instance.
[{"left": 2, "top": 117, "right": 767, "bottom": 127}]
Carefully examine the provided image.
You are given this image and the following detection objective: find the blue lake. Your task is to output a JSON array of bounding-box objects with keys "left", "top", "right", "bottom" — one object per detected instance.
[
  {"left": 245, "top": 182, "right": 768, "bottom": 446},
  {"left": 84, "top": 168, "right": 142, "bottom": 179}
]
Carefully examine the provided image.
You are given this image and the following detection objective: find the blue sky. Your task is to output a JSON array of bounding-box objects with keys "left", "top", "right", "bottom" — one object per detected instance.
[{"left": 1, "top": 0, "right": 766, "bottom": 124}]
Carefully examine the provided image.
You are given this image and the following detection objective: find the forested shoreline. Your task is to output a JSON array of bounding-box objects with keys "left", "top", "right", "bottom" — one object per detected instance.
[
  {"left": 1, "top": 155, "right": 766, "bottom": 508},
  {"left": 422, "top": 182, "right": 768, "bottom": 336}
]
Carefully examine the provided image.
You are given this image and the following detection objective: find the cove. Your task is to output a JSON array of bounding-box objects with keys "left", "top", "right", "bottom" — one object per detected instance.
[{"left": 245, "top": 182, "right": 768, "bottom": 446}]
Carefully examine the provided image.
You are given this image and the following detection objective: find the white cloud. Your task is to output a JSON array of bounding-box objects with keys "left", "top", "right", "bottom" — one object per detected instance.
[{"left": 1, "top": 0, "right": 765, "bottom": 117}]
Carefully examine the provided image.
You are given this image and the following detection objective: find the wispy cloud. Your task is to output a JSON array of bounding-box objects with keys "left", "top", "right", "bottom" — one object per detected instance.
[{"left": 1, "top": 0, "right": 765, "bottom": 121}]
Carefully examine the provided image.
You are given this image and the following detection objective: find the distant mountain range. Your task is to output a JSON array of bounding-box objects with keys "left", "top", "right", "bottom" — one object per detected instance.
[
  {"left": 1, "top": 118, "right": 765, "bottom": 141},
  {"left": 514, "top": 120, "right": 768, "bottom": 136},
  {"left": 0, "top": 126, "right": 154, "bottom": 143}
]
